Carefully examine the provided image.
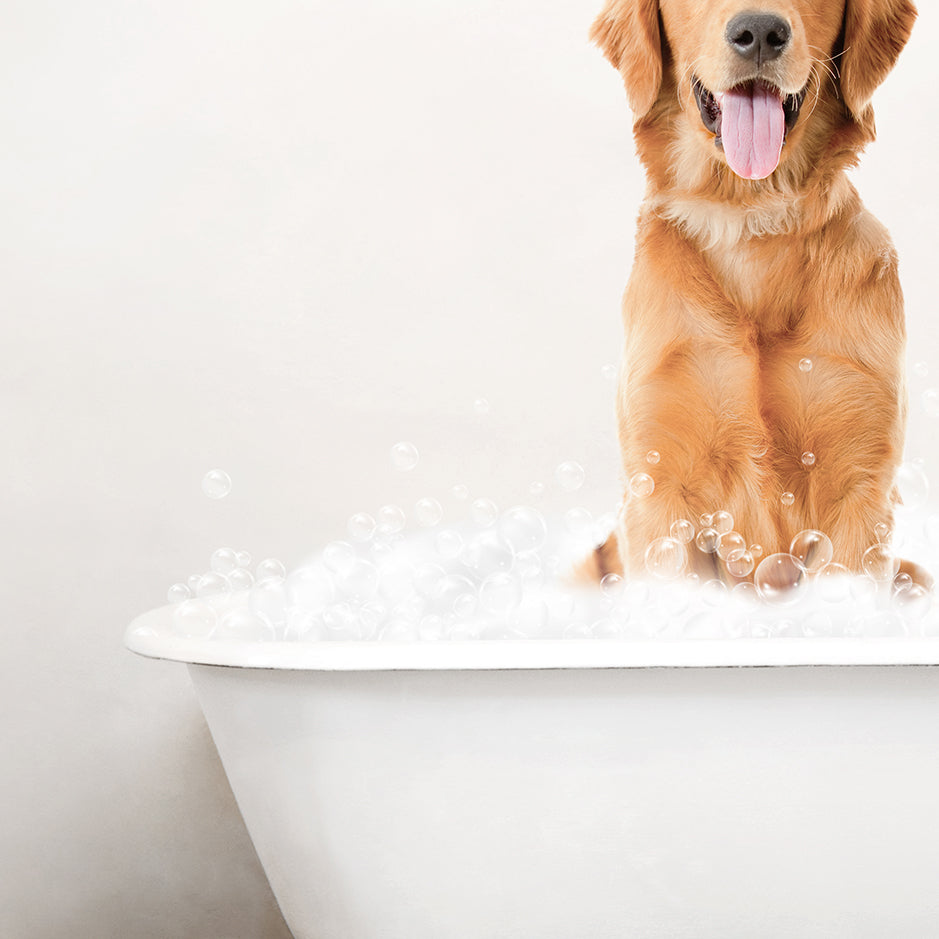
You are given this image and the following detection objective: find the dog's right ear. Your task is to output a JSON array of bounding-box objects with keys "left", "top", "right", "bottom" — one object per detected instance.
[{"left": 589, "top": 0, "right": 663, "bottom": 117}]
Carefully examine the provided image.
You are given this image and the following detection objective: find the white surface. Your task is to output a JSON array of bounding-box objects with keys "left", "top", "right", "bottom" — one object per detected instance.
[
  {"left": 4, "top": 0, "right": 939, "bottom": 935},
  {"left": 191, "top": 661, "right": 939, "bottom": 939}
]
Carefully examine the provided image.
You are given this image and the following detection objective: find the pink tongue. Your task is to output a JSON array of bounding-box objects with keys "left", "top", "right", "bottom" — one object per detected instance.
[{"left": 720, "top": 84, "right": 785, "bottom": 180}]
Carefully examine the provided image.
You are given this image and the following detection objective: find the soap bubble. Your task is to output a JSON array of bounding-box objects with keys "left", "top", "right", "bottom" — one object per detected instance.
[
  {"left": 801, "top": 452, "right": 816, "bottom": 468},
  {"left": 434, "top": 529, "right": 464, "bottom": 559},
  {"left": 462, "top": 531, "right": 514, "bottom": 576},
  {"left": 167, "top": 583, "right": 191, "bottom": 604},
  {"left": 323, "top": 541, "right": 356, "bottom": 574},
  {"left": 749, "top": 543, "right": 764, "bottom": 558},
  {"left": 256, "top": 557, "right": 286, "bottom": 582},
  {"left": 390, "top": 441, "right": 419, "bottom": 472},
  {"left": 874, "top": 522, "right": 891, "bottom": 542},
  {"left": 802, "top": 610, "right": 835, "bottom": 637},
  {"left": 173, "top": 599, "right": 217, "bottom": 638},
  {"left": 780, "top": 491, "right": 795, "bottom": 507},
  {"left": 479, "top": 572, "right": 522, "bottom": 615},
  {"left": 564, "top": 507, "right": 593, "bottom": 534},
  {"left": 556, "top": 461, "right": 586, "bottom": 492},
  {"left": 600, "top": 572, "right": 624, "bottom": 599},
  {"left": 348, "top": 512, "right": 377, "bottom": 542},
  {"left": 896, "top": 462, "right": 929, "bottom": 509},
  {"left": 914, "top": 361, "right": 929, "bottom": 378},
  {"left": 187, "top": 574, "right": 201, "bottom": 593},
  {"left": 210, "top": 547, "right": 239, "bottom": 575},
  {"left": 451, "top": 484, "right": 469, "bottom": 501},
  {"left": 645, "top": 536, "right": 686, "bottom": 579},
  {"left": 726, "top": 549, "right": 755, "bottom": 578},
  {"left": 236, "top": 550, "right": 252, "bottom": 568},
  {"left": 471, "top": 497, "right": 499, "bottom": 527},
  {"left": 923, "top": 389, "right": 939, "bottom": 417},
  {"left": 196, "top": 571, "right": 230, "bottom": 598},
  {"left": 215, "top": 608, "right": 276, "bottom": 642},
  {"left": 629, "top": 473, "right": 654, "bottom": 498},
  {"left": 412, "top": 497, "right": 442, "bottom": 528},
  {"left": 377, "top": 504, "right": 406, "bottom": 534},
  {"left": 711, "top": 510, "right": 734, "bottom": 534},
  {"left": 473, "top": 397, "right": 490, "bottom": 415},
  {"left": 789, "top": 529, "right": 834, "bottom": 575},
  {"left": 646, "top": 450, "right": 660, "bottom": 465},
  {"left": 286, "top": 565, "right": 334, "bottom": 611},
  {"left": 892, "top": 572, "right": 913, "bottom": 595},
  {"left": 434, "top": 574, "right": 477, "bottom": 611},
  {"left": 452, "top": 592, "right": 477, "bottom": 618},
  {"left": 701, "top": 579, "right": 728, "bottom": 606},
  {"left": 716, "top": 531, "right": 746, "bottom": 560},
  {"left": 861, "top": 543, "right": 899, "bottom": 582},
  {"left": 670, "top": 518, "right": 695, "bottom": 544},
  {"left": 816, "top": 563, "right": 851, "bottom": 603},
  {"left": 695, "top": 528, "right": 720, "bottom": 554},
  {"left": 850, "top": 574, "right": 878, "bottom": 603},
  {"left": 228, "top": 568, "right": 254, "bottom": 591},
  {"left": 515, "top": 551, "right": 543, "bottom": 582},
  {"left": 895, "top": 583, "right": 931, "bottom": 621},
  {"left": 699, "top": 513, "right": 714, "bottom": 527},
  {"left": 283, "top": 608, "right": 321, "bottom": 642},
  {"left": 732, "top": 581, "right": 760, "bottom": 604},
  {"left": 250, "top": 578, "right": 287, "bottom": 626},
  {"left": 798, "top": 358, "right": 813, "bottom": 373},
  {"left": 202, "top": 469, "right": 232, "bottom": 499},
  {"left": 600, "top": 363, "right": 617, "bottom": 382},
  {"left": 498, "top": 506, "right": 548, "bottom": 554},
  {"left": 413, "top": 562, "right": 447, "bottom": 598},
  {"left": 528, "top": 481, "right": 546, "bottom": 499},
  {"left": 754, "top": 553, "right": 806, "bottom": 606}
]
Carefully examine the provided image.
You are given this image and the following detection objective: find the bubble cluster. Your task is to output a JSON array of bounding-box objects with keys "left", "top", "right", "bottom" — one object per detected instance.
[{"left": 169, "top": 439, "right": 939, "bottom": 641}]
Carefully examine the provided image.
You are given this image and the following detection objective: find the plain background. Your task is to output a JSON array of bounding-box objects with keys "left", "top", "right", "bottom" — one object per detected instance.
[{"left": 3, "top": 1, "right": 937, "bottom": 936}]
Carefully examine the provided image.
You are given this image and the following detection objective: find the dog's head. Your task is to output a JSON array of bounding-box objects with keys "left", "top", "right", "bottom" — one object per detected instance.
[{"left": 591, "top": 0, "right": 916, "bottom": 181}]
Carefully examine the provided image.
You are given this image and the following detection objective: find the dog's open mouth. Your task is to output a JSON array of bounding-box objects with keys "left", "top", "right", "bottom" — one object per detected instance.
[{"left": 693, "top": 78, "right": 807, "bottom": 180}]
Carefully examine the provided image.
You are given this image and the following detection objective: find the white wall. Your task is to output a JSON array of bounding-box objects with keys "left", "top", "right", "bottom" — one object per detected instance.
[{"left": 2, "top": 1, "right": 936, "bottom": 935}]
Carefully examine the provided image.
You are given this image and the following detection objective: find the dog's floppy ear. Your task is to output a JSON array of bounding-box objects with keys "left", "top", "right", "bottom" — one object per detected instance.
[
  {"left": 589, "top": 0, "right": 663, "bottom": 118},
  {"left": 840, "top": 0, "right": 916, "bottom": 121}
]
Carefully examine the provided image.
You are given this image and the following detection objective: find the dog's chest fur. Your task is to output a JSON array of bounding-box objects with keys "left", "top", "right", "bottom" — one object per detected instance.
[{"left": 703, "top": 235, "right": 800, "bottom": 334}]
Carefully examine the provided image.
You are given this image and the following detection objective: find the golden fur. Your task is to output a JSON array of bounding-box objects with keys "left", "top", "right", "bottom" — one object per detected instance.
[{"left": 585, "top": 0, "right": 924, "bottom": 585}]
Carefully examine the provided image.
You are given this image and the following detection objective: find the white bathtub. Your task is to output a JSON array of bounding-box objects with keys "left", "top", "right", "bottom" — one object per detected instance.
[{"left": 126, "top": 604, "right": 939, "bottom": 939}]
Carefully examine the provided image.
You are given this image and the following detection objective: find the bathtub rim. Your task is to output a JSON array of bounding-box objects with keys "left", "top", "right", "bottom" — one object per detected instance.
[{"left": 125, "top": 603, "right": 939, "bottom": 670}]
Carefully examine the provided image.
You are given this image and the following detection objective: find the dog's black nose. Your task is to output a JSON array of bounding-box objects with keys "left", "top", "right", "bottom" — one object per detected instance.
[{"left": 725, "top": 12, "right": 791, "bottom": 65}]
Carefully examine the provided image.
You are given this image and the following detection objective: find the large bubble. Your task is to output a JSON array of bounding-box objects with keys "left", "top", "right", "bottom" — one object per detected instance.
[{"left": 754, "top": 553, "right": 806, "bottom": 606}]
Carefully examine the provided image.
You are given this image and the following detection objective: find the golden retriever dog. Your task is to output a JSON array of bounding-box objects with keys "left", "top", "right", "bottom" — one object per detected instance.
[{"left": 584, "top": 0, "right": 926, "bottom": 589}]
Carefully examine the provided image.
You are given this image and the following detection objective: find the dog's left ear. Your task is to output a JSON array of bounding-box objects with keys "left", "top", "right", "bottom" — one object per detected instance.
[
  {"left": 840, "top": 0, "right": 917, "bottom": 121},
  {"left": 589, "top": 0, "right": 663, "bottom": 118}
]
